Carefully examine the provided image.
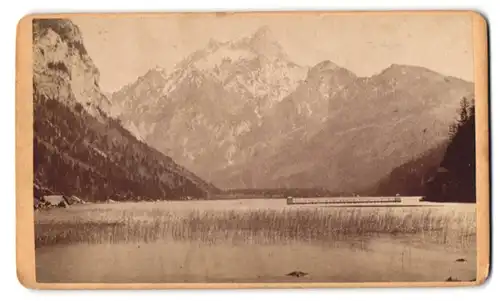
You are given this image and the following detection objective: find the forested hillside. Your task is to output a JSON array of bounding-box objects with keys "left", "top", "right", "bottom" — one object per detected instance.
[
  {"left": 423, "top": 98, "right": 476, "bottom": 202},
  {"left": 33, "top": 18, "right": 219, "bottom": 201},
  {"left": 367, "top": 97, "right": 477, "bottom": 202},
  {"left": 366, "top": 142, "right": 448, "bottom": 196}
]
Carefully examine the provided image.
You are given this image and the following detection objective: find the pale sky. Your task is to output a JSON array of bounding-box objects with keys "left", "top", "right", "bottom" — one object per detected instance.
[{"left": 71, "top": 12, "right": 474, "bottom": 93}]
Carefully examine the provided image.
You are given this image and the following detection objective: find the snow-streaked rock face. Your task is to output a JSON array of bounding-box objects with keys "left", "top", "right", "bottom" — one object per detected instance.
[
  {"left": 110, "top": 26, "right": 314, "bottom": 180},
  {"left": 218, "top": 64, "right": 474, "bottom": 192},
  {"left": 164, "top": 27, "right": 308, "bottom": 111},
  {"left": 110, "top": 25, "right": 474, "bottom": 193}
]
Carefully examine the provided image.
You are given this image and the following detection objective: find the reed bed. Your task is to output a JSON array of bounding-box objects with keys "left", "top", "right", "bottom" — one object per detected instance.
[{"left": 35, "top": 207, "right": 476, "bottom": 249}]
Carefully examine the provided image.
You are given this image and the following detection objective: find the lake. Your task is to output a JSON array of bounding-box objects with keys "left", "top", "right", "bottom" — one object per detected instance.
[{"left": 34, "top": 198, "right": 477, "bottom": 283}]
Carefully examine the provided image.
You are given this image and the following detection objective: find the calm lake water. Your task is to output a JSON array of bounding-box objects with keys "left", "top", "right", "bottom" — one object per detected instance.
[
  {"left": 35, "top": 236, "right": 477, "bottom": 283},
  {"left": 34, "top": 198, "right": 477, "bottom": 283}
]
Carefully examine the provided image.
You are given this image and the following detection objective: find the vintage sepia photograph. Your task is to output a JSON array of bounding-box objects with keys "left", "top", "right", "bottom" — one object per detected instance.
[{"left": 25, "top": 12, "right": 486, "bottom": 285}]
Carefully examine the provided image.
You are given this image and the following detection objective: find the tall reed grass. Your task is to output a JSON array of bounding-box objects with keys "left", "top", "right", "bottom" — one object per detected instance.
[{"left": 35, "top": 207, "right": 476, "bottom": 249}]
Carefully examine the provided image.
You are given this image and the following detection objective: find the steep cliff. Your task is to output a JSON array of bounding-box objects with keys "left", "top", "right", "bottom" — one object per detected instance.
[{"left": 33, "top": 18, "right": 219, "bottom": 201}]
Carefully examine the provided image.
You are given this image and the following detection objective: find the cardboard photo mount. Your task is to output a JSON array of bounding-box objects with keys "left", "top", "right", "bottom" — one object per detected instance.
[{"left": 16, "top": 10, "right": 490, "bottom": 289}]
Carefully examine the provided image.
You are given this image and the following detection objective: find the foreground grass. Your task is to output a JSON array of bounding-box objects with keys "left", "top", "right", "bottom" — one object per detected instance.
[{"left": 35, "top": 207, "right": 476, "bottom": 249}]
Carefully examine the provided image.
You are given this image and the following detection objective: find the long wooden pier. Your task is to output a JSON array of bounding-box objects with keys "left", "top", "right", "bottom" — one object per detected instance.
[{"left": 286, "top": 196, "right": 403, "bottom": 205}]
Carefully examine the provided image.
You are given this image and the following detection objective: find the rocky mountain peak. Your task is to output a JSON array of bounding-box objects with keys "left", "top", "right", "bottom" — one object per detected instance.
[
  {"left": 250, "top": 25, "right": 273, "bottom": 41},
  {"left": 33, "top": 19, "right": 112, "bottom": 119},
  {"left": 240, "top": 26, "right": 287, "bottom": 60},
  {"left": 308, "top": 60, "right": 341, "bottom": 75},
  {"left": 378, "top": 63, "right": 444, "bottom": 80},
  {"left": 207, "top": 38, "right": 222, "bottom": 49},
  {"left": 142, "top": 66, "right": 168, "bottom": 82}
]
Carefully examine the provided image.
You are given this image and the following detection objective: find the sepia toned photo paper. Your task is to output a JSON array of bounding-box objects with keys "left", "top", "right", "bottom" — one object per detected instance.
[{"left": 16, "top": 10, "right": 490, "bottom": 289}]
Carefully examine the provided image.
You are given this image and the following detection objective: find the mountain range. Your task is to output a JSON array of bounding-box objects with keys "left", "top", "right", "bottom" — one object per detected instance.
[{"left": 110, "top": 25, "right": 474, "bottom": 194}]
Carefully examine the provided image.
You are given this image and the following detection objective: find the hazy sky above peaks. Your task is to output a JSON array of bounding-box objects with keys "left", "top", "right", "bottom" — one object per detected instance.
[{"left": 72, "top": 12, "right": 474, "bottom": 93}]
